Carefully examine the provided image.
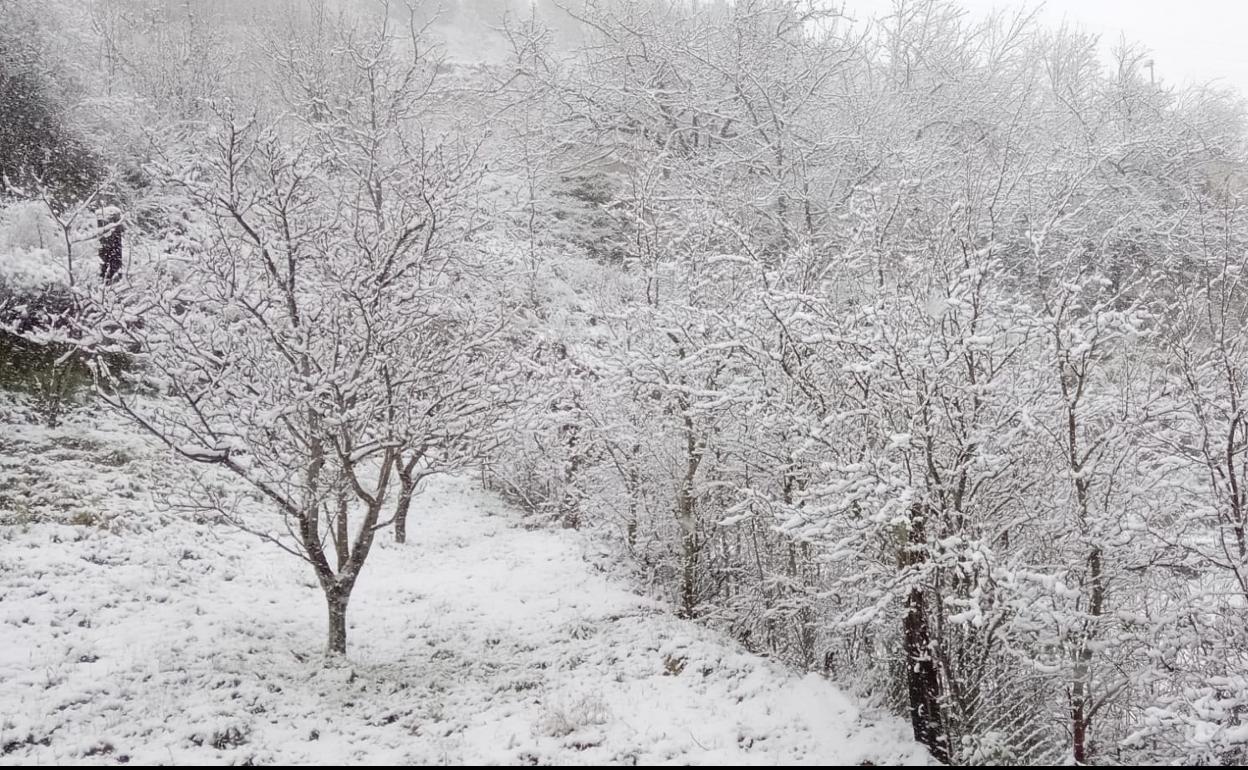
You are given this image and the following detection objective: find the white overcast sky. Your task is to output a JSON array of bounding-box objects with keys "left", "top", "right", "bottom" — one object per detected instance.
[{"left": 847, "top": 0, "right": 1248, "bottom": 95}]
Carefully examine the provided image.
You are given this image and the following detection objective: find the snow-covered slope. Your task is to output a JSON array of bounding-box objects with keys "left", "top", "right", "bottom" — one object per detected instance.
[{"left": 0, "top": 403, "right": 926, "bottom": 765}]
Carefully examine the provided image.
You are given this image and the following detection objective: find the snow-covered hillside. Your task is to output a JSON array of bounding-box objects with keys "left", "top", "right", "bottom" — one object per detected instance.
[{"left": 0, "top": 401, "right": 925, "bottom": 765}]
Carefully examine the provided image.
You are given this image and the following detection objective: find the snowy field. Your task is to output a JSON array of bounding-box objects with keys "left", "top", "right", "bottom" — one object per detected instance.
[{"left": 0, "top": 400, "right": 925, "bottom": 765}]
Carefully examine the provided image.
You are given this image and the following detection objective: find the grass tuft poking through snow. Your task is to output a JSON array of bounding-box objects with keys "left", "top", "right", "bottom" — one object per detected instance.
[{"left": 0, "top": 399, "right": 926, "bottom": 765}]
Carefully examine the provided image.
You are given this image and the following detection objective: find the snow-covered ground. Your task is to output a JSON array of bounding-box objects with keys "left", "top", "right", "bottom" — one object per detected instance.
[{"left": 0, "top": 400, "right": 926, "bottom": 765}]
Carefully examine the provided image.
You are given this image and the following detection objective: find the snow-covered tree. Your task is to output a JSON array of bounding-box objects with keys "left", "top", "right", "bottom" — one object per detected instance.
[{"left": 92, "top": 8, "right": 508, "bottom": 656}]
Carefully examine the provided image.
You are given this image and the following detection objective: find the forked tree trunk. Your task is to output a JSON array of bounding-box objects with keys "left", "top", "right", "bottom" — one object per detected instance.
[{"left": 320, "top": 501, "right": 383, "bottom": 657}]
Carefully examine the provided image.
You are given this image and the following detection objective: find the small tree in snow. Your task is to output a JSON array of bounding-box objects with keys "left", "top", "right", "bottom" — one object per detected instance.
[{"left": 93, "top": 10, "right": 505, "bottom": 656}]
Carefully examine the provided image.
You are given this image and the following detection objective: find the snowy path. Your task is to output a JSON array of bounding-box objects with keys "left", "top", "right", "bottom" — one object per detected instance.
[{"left": 0, "top": 418, "right": 925, "bottom": 765}]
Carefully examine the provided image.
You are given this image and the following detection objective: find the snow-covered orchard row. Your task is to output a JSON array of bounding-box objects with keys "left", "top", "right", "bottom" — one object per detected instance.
[{"left": 0, "top": 401, "right": 923, "bottom": 765}]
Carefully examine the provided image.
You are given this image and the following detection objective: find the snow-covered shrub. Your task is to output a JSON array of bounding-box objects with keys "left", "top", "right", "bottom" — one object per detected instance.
[
  {"left": 0, "top": 201, "right": 125, "bottom": 424},
  {"left": 535, "top": 692, "right": 609, "bottom": 738},
  {"left": 0, "top": 244, "right": 85, "bottom": 422}
]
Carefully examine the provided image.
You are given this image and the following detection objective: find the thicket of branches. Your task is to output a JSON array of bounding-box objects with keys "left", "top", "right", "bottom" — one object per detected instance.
[
  {"left": 486, "top": 1, "right": 1248, "bottom": 765},
  {"left": 6, "top": 0, "right": 1248, "bottom": 763}
]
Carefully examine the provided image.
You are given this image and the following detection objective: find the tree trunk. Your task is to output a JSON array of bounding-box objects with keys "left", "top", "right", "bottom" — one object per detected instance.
[
  {"left": 560, "top": 421, "right": 583, "bottom": 529},
  {"left": 901, "top": 504, "right": 949, "bottom": 764},
  {"left": 679, "top": 529, "right": 698, "bottom": 619},
  {"left": 626, "top": 443, "right": 641, "bottom": 550},
  {"left": 1071, "top": 545, "right": 1104, "bottom": 765},
  {"left": 394, "top": 472, "right": 416, "bottom": 544},
  {"left": 676, "top": 403, "right": 703, "bottom": 620},
  {"left": 903, "top": 583, "right": 948, "bottom": 763},
  {"left": 334, "top": 490, "right": 349, "bottom": 570},
  {"left": 1072, "top": 701, "right": 1088, "bottom": 766},
  {"left": 326, "top": 587, "right": 350, "bottom": 656},
  {"left": 394, "top": 507, "right": 408, "bottom": 544}
]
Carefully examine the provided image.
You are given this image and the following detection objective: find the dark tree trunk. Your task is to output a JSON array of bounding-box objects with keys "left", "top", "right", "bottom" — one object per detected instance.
[
  {"left": 394, "top": 467, "right": 417, "bottom": 544},
  {"left": 1071, "top": 545, "right": 1104, "bottom": 765},
  {"left": 901, "top": 504, "right": 949, "bottom": 764},
  {"left": 394, "top": 474, "right": 414, "bottom": 541},
  {"left": 394, "top": 506, "right": 408, "bottom": 544},
  {"left": 903, "top": 584, "right": 948, "bottom": 763},
  {"left": 334, "top": 491, "right": 349, "bottom": 570}
]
